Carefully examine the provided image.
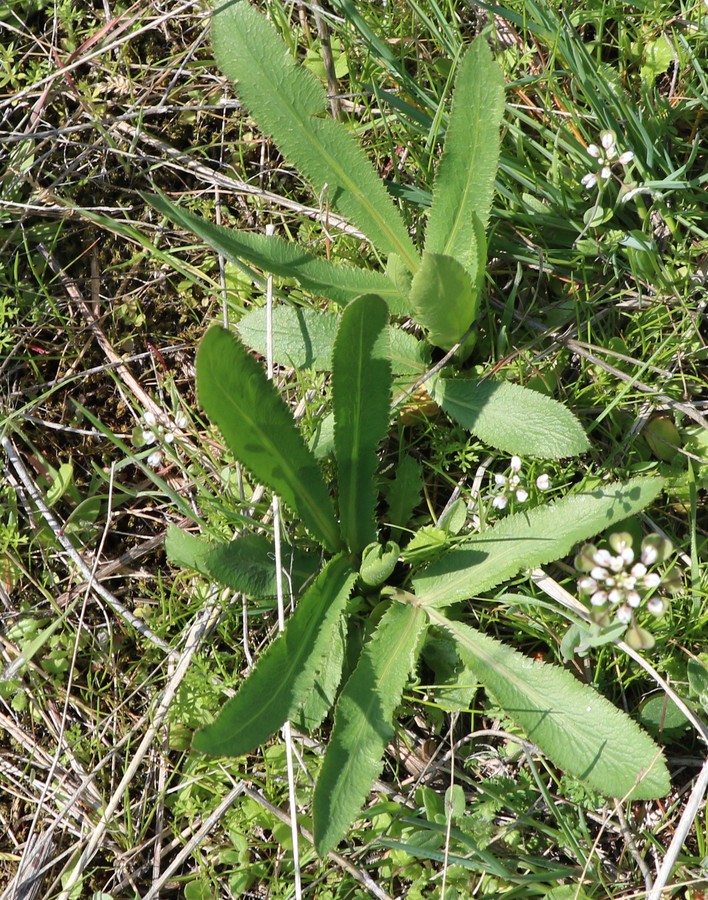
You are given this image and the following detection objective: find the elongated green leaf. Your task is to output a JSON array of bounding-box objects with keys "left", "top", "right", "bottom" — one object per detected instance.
[
  {"left": 165, "top": 525, "right": 214, "bottom": 575},
  {"left": 333, "top": 295, "right": 392, "bottom": 555},
  {"left": 425, "top": 39, "right": 505, "bottom": 270},
  {"left": 240, "top": 306, "right": 339, "bottom": 372},
  {"left": 432, "top": 377, "right": 590, "bottom": 458},
  {"left": 413, "top": 478, "right": 664, "bottom": 608},
  {"left": 313, "top": 600, "right": 427, "bottom": 855},
  {"left": 197, "top": 326, "right": 341, "bottom": 552},
  {"left": 238, "top": 305, "right": 428, "bottom": 375},
  {"left": 144, "top": 191, "right": 409, "bottom": 313},
  {"left": 205, "top": 534, "right": 319, "bottom": 600},
  {"left": 409, "top": 252, "right": 478, "bottom": 351},
  {"left": 383, "top": 453, "right": 423, "bottom": 536},
  {"left": 212, "top": 1, "right": 420, "bottom": 272},
  {"left": 294, "top": 617, "right": 347, "bottom": 732},
  {"left": 193, "top": 555, "right": 356, "bottom": 756},
  {"left": 427, "top": 610, "right": 670, "bottom": 800}
]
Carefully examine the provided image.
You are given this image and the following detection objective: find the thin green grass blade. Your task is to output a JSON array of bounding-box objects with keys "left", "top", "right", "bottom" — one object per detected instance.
[
  {"left": 144, "top": 191, "right": 409, "bottom": 312},
  {"left": 313, "top": 600, "right": 427, "bottom": 856},
  {"left": 413, "top": 477, "right": 664, "bottom": 607},
  {"left": 327, "top": 0, "right": 437, "bottom": 112},
  {"left": 332, "top": 295, "right": 392, "bottom": 555},
  {"left": 431, "top": 377, "right": 590, "bottom": 458},
  {"left": 425, "top": 38, "right": 505, "bottom": 270},
  {"left": 193, "top": 555, "right": 356, "bottom": 756},
  {"left": 197, "top": 326, "right": 342, "bottom": 552},
  {"left": 212, "top": 1, "right": 420, "bottom": 272},
  {"left": 427, "top": 610, "right": 670, "bottom": 800}
]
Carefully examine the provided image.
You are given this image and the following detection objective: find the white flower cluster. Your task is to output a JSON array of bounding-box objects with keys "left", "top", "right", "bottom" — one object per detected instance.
[
  {"left": 575, "top": 532, "right": 680, "bottom": 649},
  {"left": 581, "top": 130, "right": 634, "bottom": 190},
  {"left": 140, "top": 410, "right": 188, "bottom": 469},
  {"left": 489, "top": 456, "right": 551, "bottom": 511}
]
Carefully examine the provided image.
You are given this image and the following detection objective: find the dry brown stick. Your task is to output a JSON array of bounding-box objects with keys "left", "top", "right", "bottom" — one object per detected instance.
[
  {"left": 488, "top": 294, "right": 708, "bottom": 430},
  {"left": 562, "top": 335, "right": 708, "bottom": 430},
  {"left": 312, "top": 5, "right": 341, "bottom": 119}
]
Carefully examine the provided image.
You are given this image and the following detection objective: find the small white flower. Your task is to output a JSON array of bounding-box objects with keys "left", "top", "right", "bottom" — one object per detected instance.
[
  {"left": 147, "top": 451, "right": 163, "bottom": 469},
  {"left": 609, "top": 555, "right": 625, "bottom": 573},
  {"left": 510, "top": 456, "right": 522, "bottom": 473},
  {"left": 494, "top": 473, "right": 508, "bottom": 486},
  {"left": 616, "top": 605, "right": 632, "bottom": 624},
  {"left": 143, "top": 411, "right": 156, "bottom": 426},
  {"left": 575, "top": 532, "right": 676, "bottom": 638},
  {"left": 492, "top": 495, "right": 508, "bottom": 510},
  {"left": 142, "top": 429, "right": 157, "bottom": 445},
  {"left": 593, "top": 549, "right": 613, "bottom": 568},
  {"left": 626, "top": 591, "right": 641, "bottom": 608},
  {"left": 619, "top": 547, "right": 635, "bottom": 565},
  {"left": 647, "top": 597, "right": 665, "bottom": 616},
  {"left": 164, "top": 431, "right": 175, "bottom": 444},
  {"left": 515, "top": 488, "right": 529, "bottom": 503},
  {"left": 174, "top": 412, "right": 189, "bottom": 430},
  {"left": 591, "top": 590, "right": 608, "bottom": 607},
  {"left": 581, "top": 130, "right": 634, "bottom": 192},
  {"left": 641, "top": 544, "right": 659, "bottom": 566},
  {"left": 536, "top": 473, "right": 551, "bottom": 491}
]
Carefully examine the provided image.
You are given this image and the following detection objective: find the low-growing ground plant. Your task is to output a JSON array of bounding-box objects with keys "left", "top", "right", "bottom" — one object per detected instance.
[
  {"left": 156, "top": 0, "right": 681, "bottom": 858},
  {"left": 175, "top": 305, "right": 671, "bottom": 855}
]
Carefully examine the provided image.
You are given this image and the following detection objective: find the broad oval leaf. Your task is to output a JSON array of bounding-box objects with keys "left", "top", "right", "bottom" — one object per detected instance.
[
  {"left": 144, "top": 191, "right": 409, "bottom": 313},
  {"left": 205, "top": 533, "right": 319, "bottom": 600},
  {"left": 425, "top": 38, "right": 505, "bottom": 270},
  {"left": 197, "top": 326, "right": 342, "bottom": 552},
  {"left": 193, "top": 554, "right": 356, "bottom": 757},
  {"left": 432, "top": 377, "right": 589, "bottom": 458},
  {"left": 212, "top": 0, "right": 420, "bottom": 271},
  {"left": 240, "top": 306, "right": 340, "bottom": 372},
  {"left": 238, "top": 305, "right": 428, "bottom": 375},
  {"left": 427, "top": 610, "right": 670, "bottom": 800},
  {"left": 409, "top": 252, "right": 479, "bottom": 351},
  {"left": 165, "top": 525, "right": 214, "bottom": 575},
  {"left": 413, "top": 477, "right": 664, "bottom": 608},
  {"left": 333, "top": 295, "right": 392, "bottom": 554},
  {"left": 313, "top": 600, "right": 427, "bottom": 856}
]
